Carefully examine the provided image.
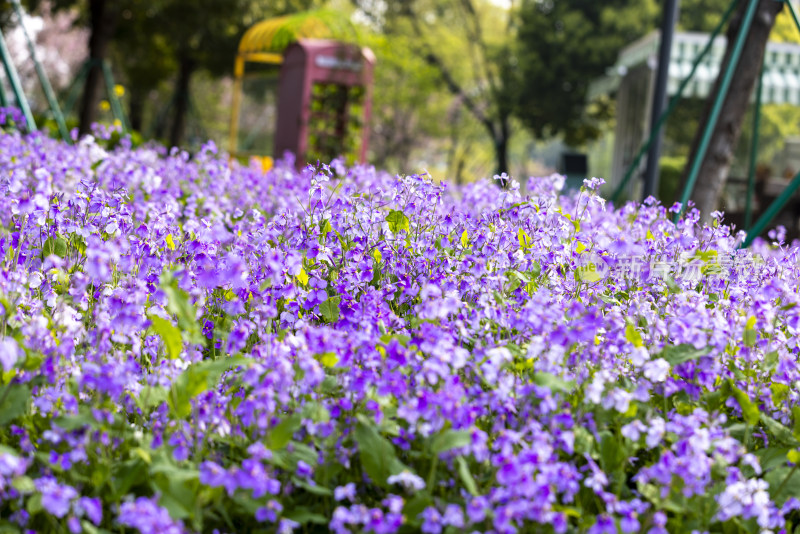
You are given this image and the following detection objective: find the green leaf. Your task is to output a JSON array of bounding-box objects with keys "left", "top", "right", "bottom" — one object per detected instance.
[
  {"left": 386, "top": 210, "right": 410, "bottom": 233},
  {"left": 319, "top": 219, "right": 333, "bottom": 237},
  {"left": 598, "top": 431, "right": 624, "bottom": 472},
  {"left": 149, "top": 315, "right": 183, "bottom": 359},
  {"left": 54, "top": 406, "right": 100, "bottom": 431},
  {"left": 533, "top": 372, "right": 575, "bottom": 393},
  {"left": 753, "top": 447, "right": 791, "bottom": 471},
  {"left": 730, "top": 383, "right": 760, "bottom": 425},
  {"left": 268, "top": 414, "right": 302, "bottom": 450},
  {"left": 765, "top": 465, "right": 800, "bottom": 505},
  {"left": 431, "top": 429, "right": 472, "bottom": 454},
  {"left": 402, "top": 491, "right": 432, "bottom": 526},
  {"left": 168, "top": 356, "right": 246, "bottom": 419},
  {"left": 624, "top": 323, "right": 643, "bottom": 348},
  {"left": 296, "top": 268, "right": 309, "bottom": 286},
  {"left": 518, "top": 227, "right": 531, "bottom": 250},
  {"left": 42, "top": 235, "right": 68, "bottom": 259},
  {"left": 761, "top": 414, "right": 800, "bottom": 447},
  {"left": 763, "top": 350, "right": 780, "bottom": 372},
  {"left": 11, "top": 475, "right": 34, "bottom": 493},
  {"left": 26, "top": 492, "right": 42, "bottom": 514},
  {"left": 136, "top": 386, "right": 169, "bottom": 411},
  {"left": 319, "top": 296, "right": 340, "bottom": 323},
  {"left": 456, "top": 456, "right": 480, "bottom": 496},
  {"left": 460, "top": 230, "right": 469, "bottom": 248},
  {"left": 151, "top": 464, "right": 199, "bottom": 520},
  {"left": 317, "top": 352, "right": 339, "bottom": 368},
  {"left": 353, "top": 419, "right": 405, "bottom": 488},
  {"left": 161, "top": 274, "right": 202, "bottom": 344},
  {"left": 111, "top": 458, "right": 147, "bottom": 499},
  {"left": 793, "top": 406, "right": 800, "bottom": 441},
  {"left": 0, "top": 385, "right": 30, "bottom": 425},
  {"left": 285, "top": 507, "right": 328, "bottom": 525},
  {"left": 659, "top": 344, "right": 709, "bottom": 367},
  {"left": 744, "top": 316, "right": 757, "bottom": 347}
]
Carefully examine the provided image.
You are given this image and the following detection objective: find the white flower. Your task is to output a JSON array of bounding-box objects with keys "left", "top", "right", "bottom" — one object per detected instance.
[
  {"left": 630, "top": 347, "right": 649, "bottom": 367},
  {"left": 387, "top": 471, "right": 425, "bottom": 491},
  {"left": 621, "top": 420, "right": 646, "bottom": 441},
  {"left": 643, "top": 358, "right": 670, "bottom": 382},
  {"left": 646, "top": 417, "right": 665, "bottom": 448},
  {"left": 28, "top": 272, "right": 43, "bottom": 289}
]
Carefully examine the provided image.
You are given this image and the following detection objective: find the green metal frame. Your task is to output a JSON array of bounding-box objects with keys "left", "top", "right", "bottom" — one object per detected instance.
[
  {"left": 0, "top": 79, "right": 8, "bottom": 108},
  {"left": 61, "top": 58, "right": 129, "bottom": 134},
  {"left": 609, "top": 0, "right": 800, "bottom": 246},
  {"left": 62, "top": 60, "right": 91, "bottom": 117},
  {"left": 0, "top": 29, "right": 35, "bottom": 131},
  {"left": 740, "top": 0, "right": 800, "bottom": 247},
  {"left": 11, "top": 0, "right": 69, "bottom": 142},
  {"left": 610, "top": 0, "right": 739, "bottom": 204},
  {"left": 674, "top": 0, "right": 761, "bottom": 223}
]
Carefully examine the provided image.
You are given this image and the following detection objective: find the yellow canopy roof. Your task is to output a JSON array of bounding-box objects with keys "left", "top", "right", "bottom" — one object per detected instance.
[{"left": 238, "top": 10, "right": 360, "bottom": 56}]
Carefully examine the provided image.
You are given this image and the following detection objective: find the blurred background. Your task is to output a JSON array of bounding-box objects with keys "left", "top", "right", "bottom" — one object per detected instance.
[{"left": 1, "top": 0, "right": 800, "bottom": 200}]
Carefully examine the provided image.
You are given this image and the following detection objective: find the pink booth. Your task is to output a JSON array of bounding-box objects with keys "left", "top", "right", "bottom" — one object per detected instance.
[{"left": 275, "top": 40, "right": 375, "bottom": 166}]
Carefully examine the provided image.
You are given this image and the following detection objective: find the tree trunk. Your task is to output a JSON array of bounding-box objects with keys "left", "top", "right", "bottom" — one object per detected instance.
[
  {"left": 682, "top": 0, "right": 781, "bottom": 219},
  {"left": 78, "top": 0, "right": 116, "bottom": 136},
  {"left": 493, "top": 116, "right": 511, "bottom": 178},
  {"left": 128, "top": 88, "right": 144, "bottom": 133},
  {"left": 169, "top": 54, "right": 195, "bottom": 149}
]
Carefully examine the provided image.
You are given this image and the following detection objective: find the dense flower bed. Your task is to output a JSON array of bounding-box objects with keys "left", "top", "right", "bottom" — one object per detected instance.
[{"left": 2, "top": 123, "right": 800, "bottom": 534}]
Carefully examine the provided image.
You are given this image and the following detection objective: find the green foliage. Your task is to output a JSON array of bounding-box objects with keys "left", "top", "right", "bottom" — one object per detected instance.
[
  {"left": 0, "top": 384, "right": 30, "bottom": 425},
  {"left": 385, "top": 210, "right": 410, "bottom": 233},
  {"left": 514, "top": 0, "right": 659, "bottom": 145},
  {"left": 168, "top": 356, "right": 246, "bottom": 419},
  {"left": 353, "top": 418, "right": 407, "bottom": 488},
  {"left": 148, "top": 315, "right": 183, "bottom": 359}
]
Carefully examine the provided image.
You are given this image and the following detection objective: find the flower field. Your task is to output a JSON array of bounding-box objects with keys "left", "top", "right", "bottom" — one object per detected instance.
[{"left": 3, "top": 122, "right": 800, "bottom": 534}]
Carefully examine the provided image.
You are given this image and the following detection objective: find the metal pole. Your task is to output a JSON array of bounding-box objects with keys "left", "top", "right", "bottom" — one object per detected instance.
[
  {"left": 62, "top": 60, "right": 91, "bottom": 117},
  {"left": 11, "top": 0, "right": 69, "bottom": 142},
  {"left": 642, "top": 0, "right": 680, "bottom": 200},
  {"left": 675, "top": 0, "right": 760, "bottom": 223},
  {"left": 0, "top": 77, "right": 8, "bottom": 108},
  {"left": 744, "top": 65, "right": 764, "bottom": 229},
  {"left": 610, "top": 0, "right": 739, "bottom": 204},
  {"left": 0, "top": 30, "right": 35, "bottom": 131},
  {"left": 741, "top": 169, "right": 800, "bottom": 247}
]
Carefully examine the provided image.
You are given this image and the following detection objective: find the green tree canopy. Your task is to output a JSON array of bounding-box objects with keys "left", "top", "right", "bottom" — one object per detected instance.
[{"left": 513, "top": 0, "right": 659, "bottom": 146}]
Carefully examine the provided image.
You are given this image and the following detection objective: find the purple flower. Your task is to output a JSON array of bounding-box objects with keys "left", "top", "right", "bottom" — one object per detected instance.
[
  {"left": 419, "top": 507, "right": 442, "bottom": 534},
  {"left": 35, "top": 477, "right": 77, "bottom": 518},
  {"left": 0, "top": 337, "right": 20, "bottom": 372},
  {"left": 334, "top": 482, "right": 357, "bottom": 502},
  {"left": 255, "top": 500, "right": 282, "bottom": 522},
  {"left": 296, "top": 460, "right": 313, "bottom": 478},
  {"left": 75, "top": 497, "right": 102, "bottom": 525},
  {"left": 442, "top": 504, "right": 464, "bottom": 528},
  {"left": 588, "top": 515, "right": 616, "bottom": 534},
  {"left": 118, "top": 496, "right": 185, "bottom": 534}
]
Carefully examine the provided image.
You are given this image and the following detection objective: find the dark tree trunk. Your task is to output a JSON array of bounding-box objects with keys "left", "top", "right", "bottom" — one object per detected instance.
[
  {"left": 128, "top": 88, "right": 144, "bottom": 132},
  {"left": 78, "top": 0, "right": 117, "bottom": 136},
  {"left": 493, "top": 116, "right": 510, "bottom": 178},
  {"left": 682, "top": 0, "right": 782, "bottom": 219},
  {"left": 169, "top": 55, "right": 195, "bottom": 149}
]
